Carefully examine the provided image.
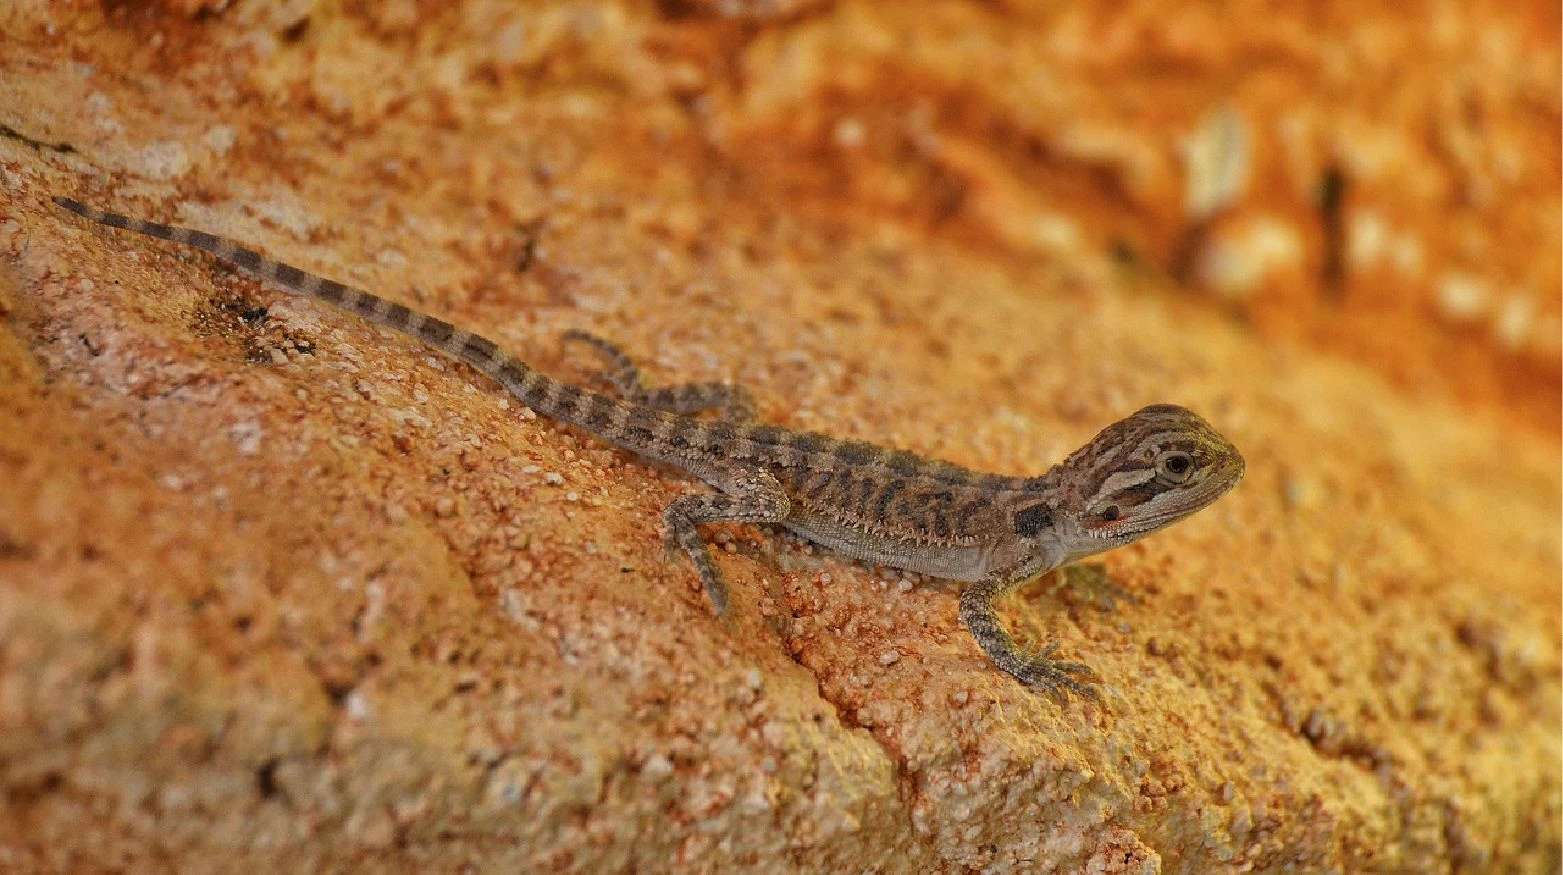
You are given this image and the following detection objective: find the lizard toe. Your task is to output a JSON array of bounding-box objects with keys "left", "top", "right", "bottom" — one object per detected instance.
[{"left": 1016, "top": 649, "right": 1101, "bottom": 701}]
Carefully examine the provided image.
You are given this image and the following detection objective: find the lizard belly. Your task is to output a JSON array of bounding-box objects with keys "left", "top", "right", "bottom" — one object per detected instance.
[{"left": 781, "top": 515, "right": 995, "bottom": 582}]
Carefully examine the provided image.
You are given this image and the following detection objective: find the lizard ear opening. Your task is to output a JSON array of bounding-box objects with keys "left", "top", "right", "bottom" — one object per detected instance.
[{"left": 1013, "top": 503, "right": 1054, "bottom": 537}]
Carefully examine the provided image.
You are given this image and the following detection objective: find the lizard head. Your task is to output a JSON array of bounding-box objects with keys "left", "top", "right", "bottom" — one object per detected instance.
[{"left": 1046, "top": 404, "right": 1244, "bottom": 561}]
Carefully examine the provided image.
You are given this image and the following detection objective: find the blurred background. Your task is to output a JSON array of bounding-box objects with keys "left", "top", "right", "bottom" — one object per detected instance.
[{"left": 646, "top": 0, "right": 1561, "bottom": 433}]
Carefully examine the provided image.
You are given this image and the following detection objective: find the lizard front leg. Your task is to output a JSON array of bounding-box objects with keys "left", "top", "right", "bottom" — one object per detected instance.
[
  {"left": 960, "top": 574, "right": 1100, "bottom": 700},
  {"left": 662, "top": 472, "right": 790, "bottom": 615},
  {"left": 562, "top": 330, "right": 758, "bottom": 423}
]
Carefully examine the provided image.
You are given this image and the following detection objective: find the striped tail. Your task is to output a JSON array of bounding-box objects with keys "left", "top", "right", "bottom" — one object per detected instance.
[{"left": 51, "top": 196, "right": 623, "bottom": 431}]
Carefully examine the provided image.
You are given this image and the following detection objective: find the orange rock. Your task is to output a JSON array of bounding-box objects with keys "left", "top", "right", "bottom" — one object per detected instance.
[{"left": 0, "top": 1, "right": 1556, "bottom": 871}]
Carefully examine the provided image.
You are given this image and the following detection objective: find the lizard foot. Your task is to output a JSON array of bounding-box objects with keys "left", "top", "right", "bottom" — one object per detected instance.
[{"left": 1014, "top": 642, "right": 1100, "bottom": 701}]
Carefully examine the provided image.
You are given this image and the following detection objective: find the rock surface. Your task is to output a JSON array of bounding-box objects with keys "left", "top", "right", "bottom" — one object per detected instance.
[{"left": 0, "top": 1, "right": 1557, "bottom": 872}]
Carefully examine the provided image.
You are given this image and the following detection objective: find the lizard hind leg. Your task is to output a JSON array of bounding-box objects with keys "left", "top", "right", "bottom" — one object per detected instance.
[
  {"left": 959, "top": 577, "right": 1100, "bottom": 700},
  {"left": 661, "top": 474, "right": 791, "bottom": 616},
  {"left": 561, "top": 329, "right": 757, "bottom": 423},
  {"left": 1048, "top": 562, "right": 1138, "bottom": 612}
]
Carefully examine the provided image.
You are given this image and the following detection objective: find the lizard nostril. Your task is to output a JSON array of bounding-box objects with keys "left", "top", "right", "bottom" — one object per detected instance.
[{"left": 1101, "top": 505, "right": 1121, "bottom": 522}]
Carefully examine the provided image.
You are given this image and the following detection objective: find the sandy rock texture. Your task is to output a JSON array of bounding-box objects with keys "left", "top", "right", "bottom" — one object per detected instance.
[{"left": 0, "top": 1, "right": 1558, "bottom": 872}]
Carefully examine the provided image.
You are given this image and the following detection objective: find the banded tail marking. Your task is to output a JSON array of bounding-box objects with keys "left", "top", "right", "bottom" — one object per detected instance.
[{"left": 49, "top": 196, "right": 650, "bottom": 443}]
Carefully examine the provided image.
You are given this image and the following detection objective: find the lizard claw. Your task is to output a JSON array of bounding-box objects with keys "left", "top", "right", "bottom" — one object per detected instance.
[{"left": 1015, "top": 642, "right": 1101, "bottom": 701}]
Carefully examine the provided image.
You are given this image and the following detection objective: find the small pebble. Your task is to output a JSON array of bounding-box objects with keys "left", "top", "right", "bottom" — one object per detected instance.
[{"left": 642, "top": 754, "right": 673, "bottom": 779}]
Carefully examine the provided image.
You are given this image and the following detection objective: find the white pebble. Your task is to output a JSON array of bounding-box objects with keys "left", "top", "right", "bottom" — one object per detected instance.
[
  {"left": 228, "top": 421, "right": 264, "bottom": 456},
  {"left": 643, "top": 754, "right": 673, "bottom": 779}
]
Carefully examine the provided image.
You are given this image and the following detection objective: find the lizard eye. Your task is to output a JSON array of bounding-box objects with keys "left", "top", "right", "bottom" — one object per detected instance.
[{"left": 1156, "top": 451, "right": 1194, "bottom": 483}]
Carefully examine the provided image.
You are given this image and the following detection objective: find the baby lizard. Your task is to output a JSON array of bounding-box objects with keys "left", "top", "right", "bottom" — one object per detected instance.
[{"left": 53, "top": 196, "right": 1245, "bottom": 700}]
